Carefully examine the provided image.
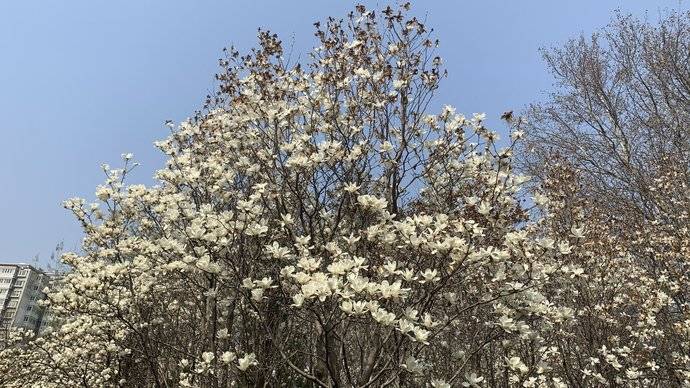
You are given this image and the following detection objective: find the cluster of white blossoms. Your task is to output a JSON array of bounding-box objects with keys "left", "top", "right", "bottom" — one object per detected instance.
[{"left": 1, "top": 3, "right": 688, "bottom": 388}]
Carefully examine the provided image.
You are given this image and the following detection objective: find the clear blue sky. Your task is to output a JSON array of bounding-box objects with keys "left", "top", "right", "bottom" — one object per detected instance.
[{"left": 1, "top": 1, "right": 686, "bottom": 265}]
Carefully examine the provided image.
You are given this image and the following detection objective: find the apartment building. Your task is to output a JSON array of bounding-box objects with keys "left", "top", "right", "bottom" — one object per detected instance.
[{"left": 0, "top": 264, "right": 52, "bottom": 341}]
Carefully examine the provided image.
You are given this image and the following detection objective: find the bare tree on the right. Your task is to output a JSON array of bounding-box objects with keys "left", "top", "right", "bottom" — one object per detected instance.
[
  {"left": 521, "top": 9, "right": 690, "bottom": 223},
  {"left": 521, "top": 9, "right": 690, "bottom": 386}
]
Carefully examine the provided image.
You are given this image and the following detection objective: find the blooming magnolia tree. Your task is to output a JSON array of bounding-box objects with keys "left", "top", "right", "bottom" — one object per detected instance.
[
  {"left": 1, "top": 3, "right": 688, "bottom": 388},
  {"left": 516, "top": 8, "right": 690, "bottom": 386},
  {"left": 528, "top": 160, "right": 690, "bottom": 387}
]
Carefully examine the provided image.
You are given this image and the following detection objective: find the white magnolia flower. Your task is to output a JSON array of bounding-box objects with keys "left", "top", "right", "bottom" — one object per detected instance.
[
  {"left": 255, "top": 277, "right": 274, "bottom": 289},
  {"left": 465, "top": 196, "right": 480, "bottom": 206},
  {"left": 266, "top": 242, "right": 291, "bottom": 260},
  {"left": 472, "top": 112, "right": 486, "bottom": 122},
  {"left": 506, "top": 356, "right": 528, "bottom": 373},
  {"left": 477, "top": 201, "right": 492, "bottom": 215},
  {"left": 463, "top": 372, "right": 485, "bottom": 387},
  {"left": 379, "top": 140, "right": 394, "bottom": 153},
  {"left": 570, "top": 225, "right": 585, "bottom": 239},
  {"left": 220, "top": 351, "right": 236, "bottom": 364},
  {"left": 392, "top": 79, "right": 407, "bottom": 89},
  {"left": 345, "top": 39, "right": 363, "bottom": 49},
  {"left": 237, "top": 353, "right": 257, "bottom": 371},
  {"left": 510, "top": 130, "right": 525, "bottom": 140},
  {"left": 201, "top": 352, "right": 214, "bottom": 363},
  {"left": 422, "top": 313, "right": 438, "bottom": 328},
  {"left": 95, "top": 186, "right": 112, "bottom": 201},
  {"left": 497, "top": 315, "right": 515, "bottom": 331},
  {"left": 250, "top": 288, "right": 265, "bottom": 302},
  {"left": 557, "top": 241, "right": 572, "bottom": 255},
  {"left": 430, "top": 379, "right": 450, "bottom": 388},
  {"left": 412, "top": 326, "right": 430, "bottom": 344},
  {"left": 357, "top": 195, "right": 388, "bottom": 212},
  {"left": 398, "top": 319, "right": 415, "bottom": 334},
  {"left": 401, "top": 355, "right": 424, "bottom": 374},
  {"left": 343, "top": 182, "right": 361, "bottom": 193},
  {"left": 245, "top": 223, "right": 269, "bottom": 236},
  {"left": 419, "top": 269, "right": 440, "bottom": 283},
  {"left": 371, "top": 308, "right": 397, "bottom": 325},
  {"left": 354, "top": 67, "right": 370, "bottom": 78},
  {"left": 291, "top": 293, "right": 305, "bottom": 307}
]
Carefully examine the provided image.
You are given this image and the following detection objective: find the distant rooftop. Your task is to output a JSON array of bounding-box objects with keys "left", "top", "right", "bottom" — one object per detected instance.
[{"left": 0, "top": 263, "right": 48, "bottom": 275}]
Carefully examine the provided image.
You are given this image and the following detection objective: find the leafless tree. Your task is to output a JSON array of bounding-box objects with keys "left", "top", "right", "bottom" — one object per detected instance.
[{"left": 521, "top": 9, "right": 690, "bottom": 224}]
